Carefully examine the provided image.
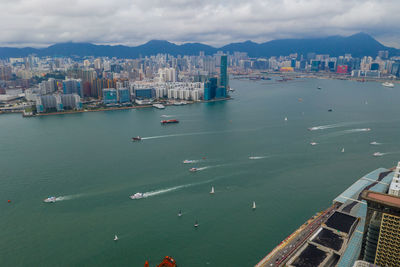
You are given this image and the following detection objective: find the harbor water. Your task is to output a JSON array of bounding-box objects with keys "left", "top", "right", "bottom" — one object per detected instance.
[{"left": 1, "top": 78, "right": 400, "bottom": 266}]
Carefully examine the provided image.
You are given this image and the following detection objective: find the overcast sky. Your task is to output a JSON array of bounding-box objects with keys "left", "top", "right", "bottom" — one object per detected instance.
[{"left": 1, "top": 0, "right": 400, "bottom": 48}]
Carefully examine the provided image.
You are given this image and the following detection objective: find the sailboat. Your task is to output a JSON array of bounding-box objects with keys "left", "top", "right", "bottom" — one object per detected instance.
[
  {"left": 114, "top": 235, "right": 118, "bottom": 241},
  {"left": 210, "top": 186, "right": 215, "bottom": 194},
  {"left": 341, "top": 148, "right": 345, "bottom": 153},
  {"left": 252, "top": 201, "right": 256, "bottom": 210}
]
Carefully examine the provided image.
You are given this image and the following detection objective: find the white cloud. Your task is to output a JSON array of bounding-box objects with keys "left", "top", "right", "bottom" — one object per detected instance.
[{"left": 0, "top": 0, "right": 399, "bottom": 47}]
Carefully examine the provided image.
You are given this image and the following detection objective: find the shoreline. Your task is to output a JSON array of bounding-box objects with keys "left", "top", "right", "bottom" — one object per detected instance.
[{"left": 30, "top": 97, "right": 232, "bottom": 117}]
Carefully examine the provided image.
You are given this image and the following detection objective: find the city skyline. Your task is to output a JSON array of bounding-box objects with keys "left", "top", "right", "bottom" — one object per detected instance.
[{"left": 1, "top": 0, "right": 400, "bottom": 48}]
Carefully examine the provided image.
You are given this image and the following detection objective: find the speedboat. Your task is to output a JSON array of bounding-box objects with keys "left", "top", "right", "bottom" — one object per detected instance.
[
  {"left": 370, "top": 141, "right": 379, "bottom": 145},
  {"left": 129, "top": 193, "right": 144, "bottom": 200},
  {"left": 373, "top": 152, "right": 384, "bottom": 157},
  {"left": 44, "top": 196, "right": 56, "bottom": 203},
  {"left": 284, "top": 117, "right": 288, "bottom": 121},
  {"left": 178, "top": 210, "right": 182, "bottom": 217},
  {"left": 310, "top": 142, "right": 318, "bottom": 146},
  {"left": 194, "top": 221, "right": 199, "bottom": 227},
  {"left": 132, "top": 136, "right": 141, "bottom": 141},
  {"left": 189, "top": 168, "right": 197, "bottom": 172},
  {"left": 382, "top": 82, "right": 394, "bottom": 88},
  {"left": 183, "top": 160, "right": 195, "bottom": 164},
  {"left": 365, "top": 128, "right": 371, "bottom": 131}
]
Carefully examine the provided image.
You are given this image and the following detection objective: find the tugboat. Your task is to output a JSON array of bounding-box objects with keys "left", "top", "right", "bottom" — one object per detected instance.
[
  {"left": 161, "top": 119, "right": 179, "bottom": 124},
  {"left": 132, "top": 136, "right": 141, "bottom": 141}
]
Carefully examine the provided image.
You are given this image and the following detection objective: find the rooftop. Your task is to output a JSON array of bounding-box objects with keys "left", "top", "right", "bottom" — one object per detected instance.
[
  {"left": 324, "top": 211, "right": 358, "bottom": 234},
  {"left": 362, "top": 191, "right": 400, "bottom": 208}
]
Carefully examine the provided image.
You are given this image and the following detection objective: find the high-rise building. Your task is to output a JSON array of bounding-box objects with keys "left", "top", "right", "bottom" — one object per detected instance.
[
  {"left": 117, "top": 88, "right": 130, "bottom": 103},
  {"left": 360, "top": 190, "right": 400, "bottom": 266},
  {"left": 389, "top": 162, "right": 400, "bottom": 196},
  {"left": 220, "top": 55, "right": 228, "bottom": 90},
  {"left": 204, "top": 77, "right": 217, "bottom": 100},
  {"left": 63, "top": 79, "right": 83, "bottom": 97},
  {"left": 102, "top": 88, "right": 117, "bottom": 105}
]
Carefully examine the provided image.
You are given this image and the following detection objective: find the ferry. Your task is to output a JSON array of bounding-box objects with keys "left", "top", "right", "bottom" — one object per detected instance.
[
  {"left": 153, "top": 104, "right": 165, "bottom": 109},
  {"left": 44, "top": 196, "right": 56, "bottom": 203},
  {"left": 161, "top": 119, "right": 179, "bottom": 124},
  {"left": 382, "top": 82, "right": 395, "bottom": 88},
  {"left": 132, "top": 136, "right": 141, "bottom": 141},
  {"left": 129, "top": 193, "right": 144, "bottom": 200},
  {"left": 189, "top": 168, "right": 197, "bottom": 172}
]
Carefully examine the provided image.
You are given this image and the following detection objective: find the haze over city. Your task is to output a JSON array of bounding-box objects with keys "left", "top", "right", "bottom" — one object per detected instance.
[{"left": 1, "top": 0, "right": 400, "bottom": 47}]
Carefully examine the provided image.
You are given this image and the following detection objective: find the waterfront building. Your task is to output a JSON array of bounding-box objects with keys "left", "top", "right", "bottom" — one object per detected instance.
[
  {"left": 36, "top": 95, "right": 63, "bottom": 113},
  {"left": 204, "top": 77, "right": 217, "bottom": 100},
  {"left": 360, "top": 190, "right": 400, "bottom": 266},
  {"left": 102, "top": 88, "right": 117, "bottom": 105},
  {"left": 61, "top": 94, "right": 82, "bottom": 110},
  {"left": 389, "top": 162, "right": 400, "bottom": 196},
  {"left": 117, "top": 88, "right": 130, "bottom": 103},
  {"left": 135, "top": 88, "right": 155, "bottom": 99},
  {"left": 63, "top": 78, "right": 83, "bottom": 97}
]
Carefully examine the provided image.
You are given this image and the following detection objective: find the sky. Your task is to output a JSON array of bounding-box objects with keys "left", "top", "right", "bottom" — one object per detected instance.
[{"left": 1, "top": 0, "right": 400, "bottom": 48}]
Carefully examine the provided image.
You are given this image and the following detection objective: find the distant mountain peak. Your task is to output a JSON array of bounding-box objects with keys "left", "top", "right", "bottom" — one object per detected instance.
[{"left": 0, "top": 33, "right": 397, "bottom": 58}]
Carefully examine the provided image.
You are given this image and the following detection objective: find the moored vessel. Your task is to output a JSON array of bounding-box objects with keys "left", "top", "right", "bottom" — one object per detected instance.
[
  {"left": 382, "top": 82, "right": 395, "bottom": 88},
  {"left": 161, "top": 119, "right": 179, "bottom": 124}
]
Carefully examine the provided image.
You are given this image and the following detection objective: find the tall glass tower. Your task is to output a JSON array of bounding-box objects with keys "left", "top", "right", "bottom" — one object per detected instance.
[{"left": 220, "top": 55, "right": 228, "bottom": 90}]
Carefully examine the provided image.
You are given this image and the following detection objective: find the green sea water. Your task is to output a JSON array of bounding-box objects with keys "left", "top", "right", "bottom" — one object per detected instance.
[{"left": 1, "top": 78, "right": 400, "bottom": 266}]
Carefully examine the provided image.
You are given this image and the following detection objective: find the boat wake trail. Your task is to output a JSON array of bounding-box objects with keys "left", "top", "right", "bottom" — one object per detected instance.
[
  {"left": 343, "top": 128, "right": 371, "bottom": 133},
  {"left": 142, "top": 180, "right": 212, "bottom": 198},
  {"left": 249, "top": 156, "right": 268, "bottom": 160},
  {"left": 55, "top": 194, "right": 84, "bottom": 201},
  {"left": 160, "top": 114, "right": 176, "bottom": 118},
  {"left": 308, "top": 122, "right": 362, "bottom": 131},
  {"left": 196, "top": 166, "right": 210, "bottom": 171}
]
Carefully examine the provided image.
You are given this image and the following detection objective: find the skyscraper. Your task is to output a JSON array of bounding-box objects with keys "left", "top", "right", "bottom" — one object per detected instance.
[
  {"left": 220, "top": 55, "right": 228, "bottom": 90},
  {"left": 360, "top": 190, "right": 400, "bottom": 266}
]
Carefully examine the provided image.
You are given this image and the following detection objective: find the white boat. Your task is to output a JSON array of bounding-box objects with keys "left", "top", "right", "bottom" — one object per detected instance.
[
  {"left": 194, "top": 221, "right": 199, "bottom": 227},
  {"left": 252, "top": 201, "right": 256, "bottom": 210},
  {"left": 370, "top": 141, "right": 379, "bottom": 145},
  {"left": 183, "top": 160, "right": 195, "bottom": 164},
  {"left": 341, "top": 148, "right": 345, "bottom": 153},
  {"left": 382, "top": 82, "right": 394, "bottom": 88},
  {"left": 114, "top": 235, "right": 118, "bottom": 241},
  {"left": 310, "top": 142, "right": 318, "bottom": 146},
  {"left": 210, "top": 186, "right": 215, "bottom": 194},
  {"left": 178, "top": 210, "right": 182, "bottom": 217},
  {"left": 129, "top": 193, "right": 144, "bottom": 200},
  {"left": 153, "top": 104, "right": 165, "bottom": 109},
  {"left": 44, "top": 196, "right": 56, "bottom": 203},
  {"left": 373, "top": 152, "right": 384, "bottom": 157},
  {"left": 189, "top": 168, "right": 197, "bottom": 172},
  {"left": 364, "top": 128, "right": 371, "bottom": 131},
  {"left": 284, "top": 117, "right": 288, "bottom": 121}
]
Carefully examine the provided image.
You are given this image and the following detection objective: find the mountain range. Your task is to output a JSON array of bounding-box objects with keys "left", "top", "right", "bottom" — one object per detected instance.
[{"left": 0, "top": 33, "right": 397, "bottom": 59}]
